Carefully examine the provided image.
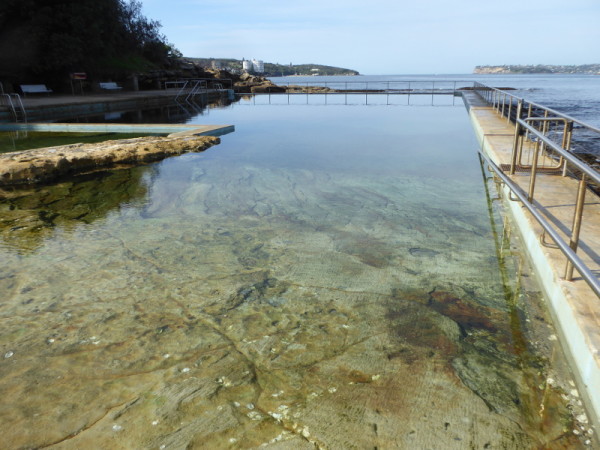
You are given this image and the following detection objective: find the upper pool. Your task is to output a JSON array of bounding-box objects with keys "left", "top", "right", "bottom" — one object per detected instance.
[{"left": 0, "top": 98, "right": 586, "bottom": 448}]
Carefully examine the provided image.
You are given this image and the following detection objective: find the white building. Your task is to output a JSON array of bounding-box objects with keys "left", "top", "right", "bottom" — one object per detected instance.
[
  {"left": 242, "top": 60, "right": 253, "bottom": 72},
  {"left": 252, "top": 59, "right": 264, "bottom": 73}
]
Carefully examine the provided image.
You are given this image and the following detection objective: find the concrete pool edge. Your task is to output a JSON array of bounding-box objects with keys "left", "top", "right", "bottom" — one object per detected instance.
[
  {"left": 463, "top": 93, "right": 600, "bottom": 432},
  {"left": 0, "top": 123, "right": 235, "bottom": 137}
]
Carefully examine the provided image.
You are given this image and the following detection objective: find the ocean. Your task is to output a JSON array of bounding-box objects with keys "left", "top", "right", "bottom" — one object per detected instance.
[{"left": 270, "top": 73, "right": 600, "bottom": 127}]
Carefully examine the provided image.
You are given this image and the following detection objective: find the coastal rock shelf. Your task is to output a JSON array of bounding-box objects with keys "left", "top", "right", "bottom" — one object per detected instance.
[{"left": 0, "top": 135, "right": 220, "bottom": 185}]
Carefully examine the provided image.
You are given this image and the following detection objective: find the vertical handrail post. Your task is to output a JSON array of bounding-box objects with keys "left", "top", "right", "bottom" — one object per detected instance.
[
  {"left": 453, "top": 81, "right": 457, "bottom": 106},
  {"left": 565, "top": 174, "right": 587, "bottom": 281},
  {"left": 562, "top": 121, "right": 573, "bottom": 177},
  {"left": 510, "top": 102, "right": 523, "bottom": 174},
  {"left": 387, "top": 81, "right": 390, "bottom": 105},
  {"left": 528, "top": 139, "right": 541, "bottom": 202}
]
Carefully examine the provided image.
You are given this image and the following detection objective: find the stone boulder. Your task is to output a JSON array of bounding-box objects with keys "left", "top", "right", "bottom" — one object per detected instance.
[{"left": 250, "top": 84, "right": 286, "bottom": 93}]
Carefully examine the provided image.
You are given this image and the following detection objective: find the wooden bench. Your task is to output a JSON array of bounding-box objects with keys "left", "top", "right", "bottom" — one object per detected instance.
[
  {"left": 20, "top": 84, "right": 53, "bottom": 96},
  {"left": 99, "top": 82, "right": 123, "bottom": 91}
]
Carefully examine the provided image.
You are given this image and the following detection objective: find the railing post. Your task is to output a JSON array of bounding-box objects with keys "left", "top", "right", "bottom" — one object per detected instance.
[
  {"left": 510, "top": 103, "right": 523, "bottom": 174},
  {"left": 387, "top": 81, "right": 390, "bottom": 105},
  {"left": 565, "top": 174, "right": 587, "bottom": 281},
  {"left": 528, "top": 139, "right": 541, "bottom": 202},
  {"left": 562, "top": 121, "right": 573, "bottom": 177},
  {"left": 453, "top": 81, "right": 457, "bottom": 106}
]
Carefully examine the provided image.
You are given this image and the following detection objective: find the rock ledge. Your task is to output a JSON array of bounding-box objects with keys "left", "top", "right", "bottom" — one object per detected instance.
[{"left": 0, "top": 135, "right": 220, "bottom": 185}]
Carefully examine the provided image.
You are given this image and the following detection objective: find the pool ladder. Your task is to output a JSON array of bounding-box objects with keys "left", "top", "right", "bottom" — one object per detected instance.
[
  {"left": 1, "top": 93, "right": 27, "bottom": 123},
  {"left": 174, "top": 80, "right": 209, "bottom": 102}
]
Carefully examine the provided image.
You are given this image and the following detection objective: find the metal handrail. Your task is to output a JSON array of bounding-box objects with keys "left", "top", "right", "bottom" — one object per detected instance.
[
  {"left": 169, "top": 78, "right": 234, "bottom": 101},
  {"left": 274, "top": 79, "right": 475, "bottom": 93},
  {"left": 514, "top": 116, "right": 599, "bottom": 281},
  {"left": 518, "top": 118, "right": 600, "bottom": 185},
  {"left": 12, "top": 93, "right": 27, "bottom": 123},
  {"left": 473, "top": 82, "right": 600, "bottom": 134},
  {"left": 166, "top": 78, "right": 234, "bottom": 90},
  {"left": 1, "top": 93, "right": 27, "bottom": 123},
  {"left": 480, "top": 151, "right": 600, "bottom": 298},
  {"left": 475, "top": 82, "right": 599, "bottom": 289}
]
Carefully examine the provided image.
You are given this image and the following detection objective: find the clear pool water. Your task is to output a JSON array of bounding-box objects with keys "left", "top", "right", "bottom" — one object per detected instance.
[{"left": 0, "top": 98, "right": 586, "bottom": 448}]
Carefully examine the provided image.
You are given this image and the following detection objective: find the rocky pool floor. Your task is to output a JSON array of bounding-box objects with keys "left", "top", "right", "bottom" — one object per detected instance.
[{"left": 0, "top": 102, "right": 593, "bottom": 448}]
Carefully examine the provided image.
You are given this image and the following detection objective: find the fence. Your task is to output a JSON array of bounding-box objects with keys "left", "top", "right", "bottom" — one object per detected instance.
[{"left": 474, "top": 83, "right": 600, "bottom": 297}]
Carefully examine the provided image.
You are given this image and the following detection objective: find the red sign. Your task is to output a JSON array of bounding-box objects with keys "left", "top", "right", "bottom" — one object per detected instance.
[{"left": 71, "top": 73, "right": 87, "bottom": 80}]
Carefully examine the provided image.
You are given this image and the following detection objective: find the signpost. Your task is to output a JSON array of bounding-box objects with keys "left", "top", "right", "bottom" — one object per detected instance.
[{"left": 70, "top": 73, "right": 87, "bottom": 95}]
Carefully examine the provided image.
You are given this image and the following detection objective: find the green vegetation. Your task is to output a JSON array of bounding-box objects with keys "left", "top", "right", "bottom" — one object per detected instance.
[
  {"left": 474, "top": 64, "right": 600, "bottom": 74},
  {"left": 187, "top": 58, "right": 359, "bottom": 76},
  {"left": 0, "top": 0, "right": 178, "bottom": 85}
]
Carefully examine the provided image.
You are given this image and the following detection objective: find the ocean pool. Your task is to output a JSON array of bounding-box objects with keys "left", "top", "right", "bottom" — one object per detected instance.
[{"left": 0, "top": 99, "right": 587, "bottom": 448}]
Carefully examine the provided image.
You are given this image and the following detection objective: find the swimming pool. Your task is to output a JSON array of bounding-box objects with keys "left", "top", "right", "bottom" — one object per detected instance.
[{"left": 0, "top": 98, "right": 586, "bottom": 448}]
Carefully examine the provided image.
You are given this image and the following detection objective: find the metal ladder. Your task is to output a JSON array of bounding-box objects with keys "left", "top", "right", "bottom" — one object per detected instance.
[
  {"left": 1, "top": 93, "right": 27, "bottom": 123},
  {"left": 186, "top": 80, "right": 208, "bottom": 101},
  {"left": 173, "top": 80, "right": 209, "bottom": 102}
]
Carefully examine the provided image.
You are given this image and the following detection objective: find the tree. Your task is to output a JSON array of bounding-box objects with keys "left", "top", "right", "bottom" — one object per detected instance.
[{"left": 0, "top": 0, "right": 179, "bottom": 84}]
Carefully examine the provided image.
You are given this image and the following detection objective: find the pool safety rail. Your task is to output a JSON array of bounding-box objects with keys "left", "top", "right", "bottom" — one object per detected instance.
[
  {"left": 247, "top": 80, "right": 474, "bottom": 106},
  {"left": 474, "top": 83, "right": 600, "bottom": 297},
  {"left": 164, "top": 78, "right": 234, "bottom": 102},
  {"left": 473, "top": 82, "right": 600, "bottom": 164}
]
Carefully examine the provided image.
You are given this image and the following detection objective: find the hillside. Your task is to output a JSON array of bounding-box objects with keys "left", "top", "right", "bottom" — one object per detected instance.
[
  {"left": 186, "top": 58, "right": 359, "bottom": 76},
  {"left": 474, "top": 64, "right": 600, "bottom": 74},
  {"left": 0, "top": 0, "right": 178, "bottom": 86}
]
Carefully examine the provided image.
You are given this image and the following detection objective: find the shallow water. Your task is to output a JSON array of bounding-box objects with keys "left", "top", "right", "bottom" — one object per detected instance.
[{"left": 0, "top": 101, "right": 589, "bottom": 448}]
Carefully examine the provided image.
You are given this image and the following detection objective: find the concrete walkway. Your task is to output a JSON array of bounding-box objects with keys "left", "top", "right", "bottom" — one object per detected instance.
[
  {"left": 18, "top": 89, "right": 180, "bottom": 109},
  {"left": 464, "top": 92, "right": 600, "bottom": 430},
  {"left": 2, "top": 88, "right": 229, "bottom": 122}
]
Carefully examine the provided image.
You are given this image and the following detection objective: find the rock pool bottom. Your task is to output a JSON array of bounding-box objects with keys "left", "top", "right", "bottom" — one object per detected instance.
[{"left": 0, "top": 104, "right": 591, "bottom": 448}]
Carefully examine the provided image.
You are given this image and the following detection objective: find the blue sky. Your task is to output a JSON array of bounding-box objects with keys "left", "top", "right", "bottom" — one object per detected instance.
[{"left": 139, "top": 0, "right": 600, "bottom": 74}]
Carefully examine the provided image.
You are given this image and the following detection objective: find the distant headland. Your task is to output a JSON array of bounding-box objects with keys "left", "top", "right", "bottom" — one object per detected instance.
[
  {"left": 186, "top": 58, "right": 359, "bottom": 77},
  {"left": 474, "top": 64, "right": 600, "bottom": 75}
]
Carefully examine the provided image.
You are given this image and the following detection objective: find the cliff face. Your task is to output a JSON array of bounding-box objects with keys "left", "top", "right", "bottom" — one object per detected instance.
[{"left": 474, "top": 64, "right": 600, "bottom": 74}]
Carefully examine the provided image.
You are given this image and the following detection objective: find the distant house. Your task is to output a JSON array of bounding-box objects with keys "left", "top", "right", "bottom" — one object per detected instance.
[
  {"left": 242, "top": 58, "right": 264, "bottom": 73},
  {"left": 252, "top": 59, "right": 264, "bottom": 73},
  {"left": 242, "top": 60, "right": 253, "bottom": 72}
]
